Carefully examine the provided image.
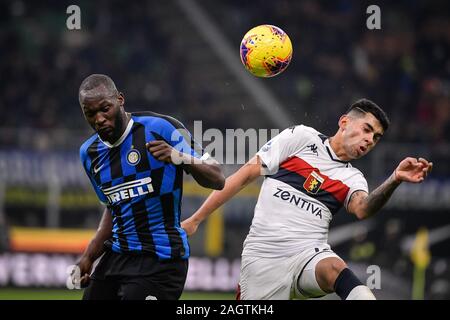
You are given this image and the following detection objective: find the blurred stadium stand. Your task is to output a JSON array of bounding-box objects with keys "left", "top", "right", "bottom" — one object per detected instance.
[{"left": 0, "top": 0, "right": 449, "bottom": 299}]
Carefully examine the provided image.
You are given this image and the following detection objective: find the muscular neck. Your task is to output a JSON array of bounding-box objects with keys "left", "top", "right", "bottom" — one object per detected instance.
[{"left": 329, "top": 135, "right": 351, "bottom": 162}]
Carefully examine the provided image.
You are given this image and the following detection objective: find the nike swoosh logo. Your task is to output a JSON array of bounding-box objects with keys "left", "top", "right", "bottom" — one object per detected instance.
[{"left": 93, "top": 164, "right": 104, "bottom": 174}]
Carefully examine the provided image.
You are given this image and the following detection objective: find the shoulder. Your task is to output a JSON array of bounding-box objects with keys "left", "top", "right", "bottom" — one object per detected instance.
[
  {"left": 79, "top": 133, "right": 99, "bottom": 159},
  {"left": 301, "top": 124, "right": 322, "bottom": 137},
  {"left": 346, "top": 165, "right": 368, "bottom": 183},
  {"left": 131, "top": 111, "right": 186, "bottom": 130},
  {"left": 281, "top": 124, "right": 322, "bottom": 144},
  {"left": 285, "top": 124, "right": 320, "bottom": 136}
]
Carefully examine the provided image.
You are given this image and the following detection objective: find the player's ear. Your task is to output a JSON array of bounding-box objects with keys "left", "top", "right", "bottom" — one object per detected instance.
[
  {"left": 118, "top": 92, "right": 125, "bottom": 107},
  {"left": 338, "top": 114, "right": 349, "bottom": 130}
]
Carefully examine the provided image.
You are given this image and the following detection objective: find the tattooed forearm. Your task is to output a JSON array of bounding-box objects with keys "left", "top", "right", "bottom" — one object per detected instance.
[{"left": 363, "top": 172, "right": 401, "bottom": 218}]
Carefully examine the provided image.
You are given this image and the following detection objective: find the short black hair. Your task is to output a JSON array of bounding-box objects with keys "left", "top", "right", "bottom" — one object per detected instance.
[
  {"left": 346, "top": 99, "right": 390, "bottom": 132},
  {"left": 79, "top": 74, "right": 118, "bottom": 97}
]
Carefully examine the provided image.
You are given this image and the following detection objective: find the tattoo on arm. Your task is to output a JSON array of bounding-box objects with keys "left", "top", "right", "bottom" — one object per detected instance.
[{"left": 363, "top": 173, "right": 401, "bottom": 218}]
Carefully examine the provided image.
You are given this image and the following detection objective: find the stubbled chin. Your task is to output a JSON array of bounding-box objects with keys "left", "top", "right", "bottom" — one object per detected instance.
[
  {"left": 353, "top": 148, "right": 362, "bottom": 159},
  {"left": 99, "top": 132, "right": 113, "bottom": 142}
]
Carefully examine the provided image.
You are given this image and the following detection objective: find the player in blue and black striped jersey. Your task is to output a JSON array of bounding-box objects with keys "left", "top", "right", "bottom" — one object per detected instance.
[{"left": 74, "top": 74, "right": 225, "bottom": 300}]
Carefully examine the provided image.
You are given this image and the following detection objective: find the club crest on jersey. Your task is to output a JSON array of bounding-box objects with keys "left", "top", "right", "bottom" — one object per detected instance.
[
  {"left": 303, "top": 171, "right": 324, "bottom": 194},
  {"left": 126, "top": 149, "right": 141, "bottom": 166}
]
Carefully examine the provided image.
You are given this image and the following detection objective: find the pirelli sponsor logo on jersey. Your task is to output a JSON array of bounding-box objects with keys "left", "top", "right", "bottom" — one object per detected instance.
[
  {"left": 303, "top": 171, "right": 325, "bottom": 194},
  {"left": 102, "top": 177, "right": 154, "bottom": 204}
]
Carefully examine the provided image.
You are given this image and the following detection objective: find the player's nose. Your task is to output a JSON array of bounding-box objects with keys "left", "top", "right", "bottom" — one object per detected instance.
[
  {"left": 95, "top": 114, "right": 106, "bottom": 127},
  {"left": 365, "top": 134, "right": 374, "bottom": 146}
]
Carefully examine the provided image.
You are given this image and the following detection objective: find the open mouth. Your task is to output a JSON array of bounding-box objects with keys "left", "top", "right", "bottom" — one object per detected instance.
[{"left": 359, "top": 146, "right": 367, "bottom": 153}]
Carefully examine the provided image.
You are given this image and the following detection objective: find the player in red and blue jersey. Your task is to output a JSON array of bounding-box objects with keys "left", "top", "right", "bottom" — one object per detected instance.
[{"left": 182, "top": 99, "right": 433, "bottom": 300}]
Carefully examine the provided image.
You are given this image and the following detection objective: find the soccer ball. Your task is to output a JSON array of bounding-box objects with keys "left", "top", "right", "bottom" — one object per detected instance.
[{"left": 240, "top": 24, "right": 293, "bottom": 77}]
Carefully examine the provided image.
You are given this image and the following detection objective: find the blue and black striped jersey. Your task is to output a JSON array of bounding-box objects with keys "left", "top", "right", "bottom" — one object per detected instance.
[{"left": 80, "top": 112, "right": 204, "bottom": 260}]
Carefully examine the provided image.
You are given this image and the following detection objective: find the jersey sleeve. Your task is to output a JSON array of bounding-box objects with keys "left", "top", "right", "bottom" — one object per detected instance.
[
  {"left": 344, "top": 170, "right": 369, "bottom": 210},
  {"left": 79, "top": 146, "right": 108, "bottom": 205},
  {"left": 153, "top": 116, "right": 209, "bottom": 160},
  {"left": 257, "top": 125, "right": 308, "bottom": 175}
]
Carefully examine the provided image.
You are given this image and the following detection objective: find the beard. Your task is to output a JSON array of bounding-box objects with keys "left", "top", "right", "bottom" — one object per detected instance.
[
  {"left": 100, "top": 109, "right": 126, "bottom": 143},
  {"left": 113, "top": 111, "right": 125, "bottom": 137}
]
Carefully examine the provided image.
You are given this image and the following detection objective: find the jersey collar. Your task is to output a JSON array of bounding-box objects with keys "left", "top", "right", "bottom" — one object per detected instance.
[
  {"left": 99, "top": 118, "right": 134, "bottom": 148},
  {"left": 322, "top": 135, "right": 350, "bottom": 164}
]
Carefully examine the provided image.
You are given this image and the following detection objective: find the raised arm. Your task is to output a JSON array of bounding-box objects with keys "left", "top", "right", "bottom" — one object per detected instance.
[
  {"left": 348, "top": 157, "right": 433, "bottom": 219},
  {"left": 181, "top": 157, "right": 225, "bottom": 190},
  {"left": 146, "top": 140, "right": 225, "bottom": 190},
  {"left": 181, "top": 155, "right": 263, "bottom": 235}
]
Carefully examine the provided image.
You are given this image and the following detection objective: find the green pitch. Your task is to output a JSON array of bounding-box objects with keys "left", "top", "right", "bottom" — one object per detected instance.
[{"left": 0, "top": 288, "right": 235, "bottom": 300}]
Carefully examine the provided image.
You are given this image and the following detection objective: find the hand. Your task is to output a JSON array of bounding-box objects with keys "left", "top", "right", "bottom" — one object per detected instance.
[
  {"left": 146, "top": 140, "right": 182, "bottom": 164},
  {"left": 74, "top": 255, "right": 94, "bottom": 288},
  {"left": 394, "top": 157, "right": 433, "bottom": 183},
  {"left": 181, "top": 217, "right": 200, "bottom": 236}
]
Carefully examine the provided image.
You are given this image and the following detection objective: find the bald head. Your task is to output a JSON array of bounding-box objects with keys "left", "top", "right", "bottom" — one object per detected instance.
[{"left": 79, "top": 74, "right": 119, "bottom": 104}]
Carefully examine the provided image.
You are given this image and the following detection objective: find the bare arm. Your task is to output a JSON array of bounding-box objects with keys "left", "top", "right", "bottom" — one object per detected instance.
[
  {"left": 146, "top": 140, "right": 225, "bottom": 190},
  {"left": 182, "top": 159, "right": 225, "bottom": 190},
  {"left": 347, "top": 174, "right": 400, "bottom": 220},
  {"left": 181, "top": 156, "right": 263, "bottom": 235},
  {"left": 348, "top": 157, "right": 433, "bottom": 219},
  {"left": 82, "top": 207, "right": 112, "bottom": 261},
  {"left": 76, "top": 207, "right": 112, "bottom": 286}
]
